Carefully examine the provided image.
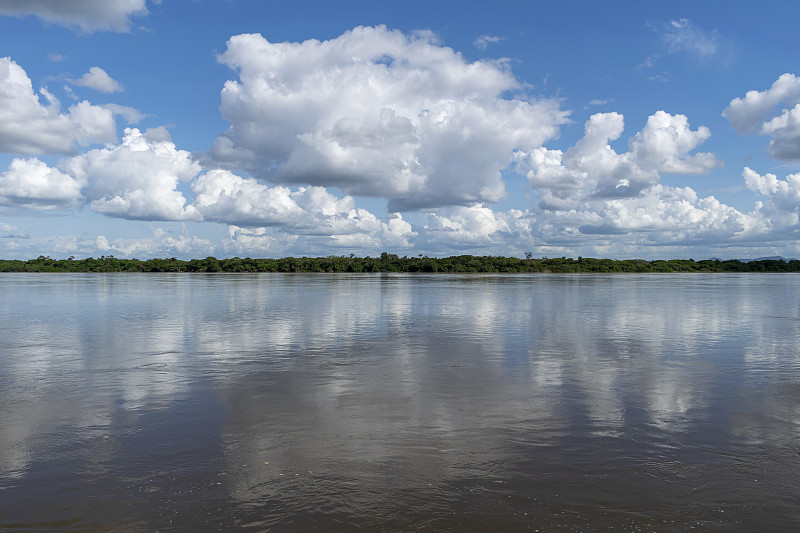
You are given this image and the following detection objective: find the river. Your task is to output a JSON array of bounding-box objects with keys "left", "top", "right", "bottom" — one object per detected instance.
[{"left": 1, "top": 273, "right": 799, "bottom": 531}]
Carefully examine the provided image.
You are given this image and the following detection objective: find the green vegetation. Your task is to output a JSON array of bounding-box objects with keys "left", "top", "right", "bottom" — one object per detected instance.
[{"left": 2, "top": 254, "right": 800, "bottom": 273}]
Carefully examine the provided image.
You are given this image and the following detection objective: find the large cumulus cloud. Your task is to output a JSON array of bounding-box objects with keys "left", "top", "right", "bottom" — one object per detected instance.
[
  {"left": 0, "top": 158, "right": 83, "bottom": 209},
  {"left": 0, "top": 0, "right": 148, "bottom": 33},
  {"left": 62, "top": 127, "right": 201, "bottom": 220},
  {"left": 417, "top": 185, "right": 759, "bottom": 257},
  {"left": 514, "top": 111, "right": 718, "bottom": 210},
  {"left": 193, "top": 169, "right": 379, "bottom": 235},
  {"left": 423, "top": 205, "right": 524, "bottom": 249},
  {"left": 723, "top": 73, "right": 800, "bottom": 161},
  {"left": 210, "top": 25, "right": 569, "bottom": 211},
  {"left": 743, "top": 167, "right": 800, "bottom": 233},
  {"left": 95, "top": 228, "right": 214, "bottom": 257},
  {"left": 0, "top": 57, "right": 116, "bottom": 155},
  {"left": 500, "top": 109, "right": 783, "bottom": 253},
  {"left": 568, "top": 184, "right": 757, "bottom": 242},
  {"left": 193, "top": 169, "right": 417, "bottom": 249}
]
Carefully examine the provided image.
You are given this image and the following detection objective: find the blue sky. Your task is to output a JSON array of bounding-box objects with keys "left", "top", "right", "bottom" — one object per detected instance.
[{"left": 1, "top": 0, "right": 799, "bottom": 260}]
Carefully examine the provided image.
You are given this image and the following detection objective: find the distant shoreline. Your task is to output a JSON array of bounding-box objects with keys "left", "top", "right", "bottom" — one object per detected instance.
[{"left": 3, "top": 255, "right": 800, "bottom": 273}]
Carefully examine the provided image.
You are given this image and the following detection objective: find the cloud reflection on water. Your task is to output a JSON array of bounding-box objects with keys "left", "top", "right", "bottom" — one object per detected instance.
[{"left": 1, "top": 273, "right": 799, "bottom": 529}]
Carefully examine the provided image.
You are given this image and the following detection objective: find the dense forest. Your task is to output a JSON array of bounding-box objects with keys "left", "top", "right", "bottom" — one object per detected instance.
[{"left": 2, "top": 254, "right": 800, "bottom": 273}]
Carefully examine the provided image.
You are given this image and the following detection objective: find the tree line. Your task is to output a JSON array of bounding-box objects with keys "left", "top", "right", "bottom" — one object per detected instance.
[{"left": 2, "top": 254, "right": 800, "bottom": 273}]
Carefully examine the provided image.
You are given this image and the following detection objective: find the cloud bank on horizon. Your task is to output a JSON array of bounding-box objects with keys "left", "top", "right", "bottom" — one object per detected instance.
[{"left": 0, "top": 0, "right": 799, "bottom": 259}]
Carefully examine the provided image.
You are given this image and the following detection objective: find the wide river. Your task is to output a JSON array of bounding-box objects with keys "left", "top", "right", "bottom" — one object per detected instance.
[{"left": 1, "top": 273, "right": 799, "bottom": 531}]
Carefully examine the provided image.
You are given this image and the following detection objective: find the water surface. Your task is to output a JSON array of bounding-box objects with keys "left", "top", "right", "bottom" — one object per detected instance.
[{"left": 1, "top": 273, "right": 799, "bottom": 531}]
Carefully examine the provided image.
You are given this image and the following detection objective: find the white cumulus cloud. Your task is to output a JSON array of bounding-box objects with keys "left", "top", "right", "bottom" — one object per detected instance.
[
  {"left": 572, "top": 184, "right": 755, "bottom": 239},
  {"left": 210, "top": 25, "right": 569, "bottom": 211},
  {"left": 420, "top": 205, "right": 536, "bottom": 255},
  {"left": 743, "top": 167, "right": 793, "bottom": 197},
  {"left": 0, "top": 157, "right": 83, "bottom": 209},
  {"left": 723, "top": 73, "right": 800, "bottom": 161},
  {"left": 95, "top": 228, "right": 215, "bottom": 257},
  {"left": 193, "top": 169, "right": 368, "bottom": 234},
  {"left": 191, "top": 168, "right": 421, "bottom": 253},
  {"left": 0, "top": 0, "right": 148, "bottom": 33},
  {"left": 221, "top": 226, "right": 285, "bottom": 256},
  {"left": 723, "top": 74, "right": 800, "bottom": 134},
  {"left": 514, "top": 111, "right": 718, "bottom": 209},
  {"left": 71, "top": 66, "right": 123, "bottom": 93},
  {"left": 0, "top": 57, "right": 116, "bottom": 155},
  {"left": 220, "top": 213, "right": 417, "bottom": 257},
  {"left": 192, "top": 169, "right": 415, "bottom": 244},
  {"left": 62, "top": 127, "right": 202, "bottom": 221},
  {"left": 381, "top": 214, "right": 417, "bottom": 249},
  {"left": 743, "top": 167, "right": 800, "bottom": 225},
  {"left": 425, "top": 205, "right": 511, "bottom": 244},
  {"left": 760, "top": 104, "right": 800, "bottom": 161}
]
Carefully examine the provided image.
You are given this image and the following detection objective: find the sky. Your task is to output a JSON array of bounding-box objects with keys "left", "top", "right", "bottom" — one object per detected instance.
[{"left": 0, "top": 0, "right": 799, "bottom": 260}]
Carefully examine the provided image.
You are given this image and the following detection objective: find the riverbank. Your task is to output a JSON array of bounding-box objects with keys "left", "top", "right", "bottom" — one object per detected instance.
[{"left": 3, "top": 254, "right": 800, "bottom": 273}]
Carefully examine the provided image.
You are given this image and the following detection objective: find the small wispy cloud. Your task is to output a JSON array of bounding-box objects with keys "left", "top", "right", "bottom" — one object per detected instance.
[
  {"left": 0, "top": 222, "right": 30, "bottom": 239},
  {"left": 473, "top": 34, "right": 502, "bottom": 50},
  {"left": 583, "top": 98, "right": 612, "bottom": 110},
  {"left": 70, "top": 66, "right": 123, "bottom": 93},
  {"left": 639, "top": 19, "right": 723, "bottom": 72},
  {"left": 662, "top": 18, "right": 718, "bottom": 59},
  {"left": 636, "top": 55, "right": 658, "bottom": 71},
  {"left": 63, "top": 84, "right": 77, "bottom": 100},
  {"left": 103, "top": 103, "right": 146, "bottom": 124},
  {"left": 48, "top": 52, "right": 67, "bottom": 63}
]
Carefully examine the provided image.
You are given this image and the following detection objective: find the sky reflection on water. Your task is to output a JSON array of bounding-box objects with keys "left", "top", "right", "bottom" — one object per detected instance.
[{"left": 1, "top": 273, "right": 799, "bottom": 531}]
